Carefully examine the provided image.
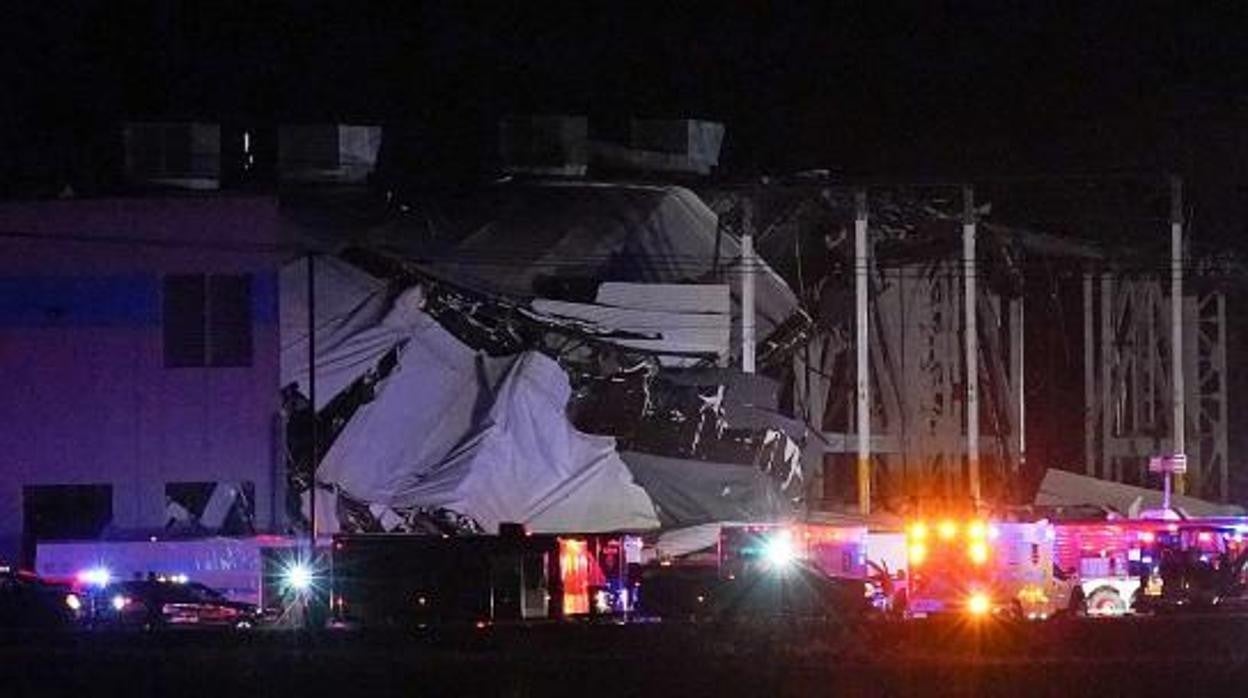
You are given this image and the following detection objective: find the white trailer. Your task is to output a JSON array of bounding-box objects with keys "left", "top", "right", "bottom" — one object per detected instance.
[{"left": 35, "top": 535, "right": 307, "bottom": 605}]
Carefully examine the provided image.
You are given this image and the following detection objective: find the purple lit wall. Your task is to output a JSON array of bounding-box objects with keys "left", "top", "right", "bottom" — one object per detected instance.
[{"left": 0, "top": 196, "right": 284, "bottom": 564}]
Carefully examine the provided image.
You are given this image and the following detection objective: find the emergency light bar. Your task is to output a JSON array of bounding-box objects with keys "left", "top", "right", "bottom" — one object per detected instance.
[
  {"left": 905, "top": 519, "right": 997, "bottom": 567},
  {"left": 77, "top": 567, "right": 112, "bottom": 587}
]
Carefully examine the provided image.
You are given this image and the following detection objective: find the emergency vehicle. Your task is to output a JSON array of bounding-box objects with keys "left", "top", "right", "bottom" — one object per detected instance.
[
  {"left": 1131, "top": 519, "right": 1248, "bottom": 613},
  {"left": 1050, "top": 519, "right": 1166, "bottom": 616},
  {"left": 327, "top": 526, "right": 644, "bottom": 629},
  {"left": 716, "top": 523, "right": 894, "bottom": 616},
  {"left": 718, "top": 523, "right": 869, "bottom": 580},
  {"left": 1050, "top": 517, "right": 1248, "bottom": 616},
  {"left": 904, "top": 518, "right": 1061, "bottom": 619}
]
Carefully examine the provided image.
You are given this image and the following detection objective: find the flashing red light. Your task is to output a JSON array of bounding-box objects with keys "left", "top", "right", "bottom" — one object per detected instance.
[
  {"left": 1139, "top": 532, "right": 1155, "bottom": 543},
  {"left": 967, "top": 592, "right": 991, "bottom": 617},
  {"left": 968, "top": 541, "right": 989, "bottom": 565},
  {"left": 966, "top": 521, "right": 987, "bottom": 540},
  {"left": 908, "top": 542, "right": 928, "bottom": 566},
  {"left": 559, "top": 538, "right": 592, "bottom": 615}
]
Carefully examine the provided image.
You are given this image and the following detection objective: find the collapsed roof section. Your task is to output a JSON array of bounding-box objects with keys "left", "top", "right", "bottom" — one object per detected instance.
[
  {"left": 279, "top": 270, "right": 796, "bottom": 535},
  {"left": 280, "top": 254, "right": 417, "bottom": 410},
  {"left": 318, "top": 313, "right": 660, "bottom": 534},
  {"left": 699, "top": 183, "right": 1110, "bottom": 307},
  {"left": 318, "top": 181, "right": 804, "bottom": 364},
  {"left": 278, "top": 182, "right": 811, "bottom": 536},
  {"left": 1035, "top": 468, "right": 1244, "bottom": 519}
]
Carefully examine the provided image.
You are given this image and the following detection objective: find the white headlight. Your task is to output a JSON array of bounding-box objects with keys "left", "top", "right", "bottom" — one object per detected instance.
[
  {"left": 285, "top": 564, "right": 314, "bottom": 592},
  {"left": 762, "top": 531, "right": 797, "bottom": 570}
]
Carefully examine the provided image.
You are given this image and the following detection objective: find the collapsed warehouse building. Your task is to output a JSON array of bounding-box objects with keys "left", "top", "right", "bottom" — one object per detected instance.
[
  {"left": 280, "top": 174, "right": 1246, "bottom": 537},
  {"left": 7, "top": 118, "right": 1243, "bottom": 571}
]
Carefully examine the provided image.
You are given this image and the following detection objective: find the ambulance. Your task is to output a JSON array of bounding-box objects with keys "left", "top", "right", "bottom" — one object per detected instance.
[{"left": 904, "top": 518, "right": 1068, "bottom": 619}]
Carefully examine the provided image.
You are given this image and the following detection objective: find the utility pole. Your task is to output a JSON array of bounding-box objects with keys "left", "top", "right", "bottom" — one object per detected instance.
[
  {"left": 1170, "top": 176, "right": 1186, "bottom": 495},
  {"left": 963, "top": 186, "right": 980, "bottom": 507},
  {"left": 855, "top": 190, "right": 871, "bottom": 516}
]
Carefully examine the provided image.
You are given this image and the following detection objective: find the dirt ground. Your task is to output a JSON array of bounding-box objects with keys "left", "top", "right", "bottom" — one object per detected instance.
[{"left": 3, "top": 614, "right": 1248, "bottom": 697}]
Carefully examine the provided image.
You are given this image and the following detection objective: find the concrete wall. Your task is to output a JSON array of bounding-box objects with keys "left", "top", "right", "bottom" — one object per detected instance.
[{"left": 0, "top": 195, "right": 284, "bottom": 564}]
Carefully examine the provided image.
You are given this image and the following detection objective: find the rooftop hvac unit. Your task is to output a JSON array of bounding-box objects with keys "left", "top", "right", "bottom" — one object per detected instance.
[
  {"left": 277, "top": 125, "right": 381, "bottom": 183},
  {"left": 627, "top": 119, "right": 724, "bottom": 175},
  {"left": 123, "top": 122, "right": 221, "bottom": 190},
  {"left": 499, "top": 115, "right": 588, "bottom": 176}
]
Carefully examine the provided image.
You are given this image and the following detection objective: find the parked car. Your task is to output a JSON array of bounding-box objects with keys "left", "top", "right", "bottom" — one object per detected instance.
[
  {"left": 95, "top": 579, "right": 263, "bottom": 630},
  {"left": 0, "top": 567, "right": 83, "bottom": 630}
]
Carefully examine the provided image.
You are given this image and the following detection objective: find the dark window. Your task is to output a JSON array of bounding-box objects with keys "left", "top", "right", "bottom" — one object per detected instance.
[
  {"left": 22, "top": 485, "right": 113, "bottom": 567},
  {"left": 129, "top": 124, "right": 192, "bottom": 173},
  {"left": 163, "top": 275, "right": 207, "bottom": 367},
  {"left": 207, "top": 275, "right": 253, "bottom": 366},
  {"left": 162, "top": 274, "right": 252, "bottom": 367}
]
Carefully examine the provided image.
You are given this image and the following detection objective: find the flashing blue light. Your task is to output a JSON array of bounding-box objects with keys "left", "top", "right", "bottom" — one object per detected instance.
[{"left": 77, "top": 567, "right": 112, "bottom": 587}]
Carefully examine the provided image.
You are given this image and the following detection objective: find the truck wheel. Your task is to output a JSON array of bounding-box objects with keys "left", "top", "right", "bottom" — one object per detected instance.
[{"left": 1085, "top": 587, "right": 1127, "bottom": 617}]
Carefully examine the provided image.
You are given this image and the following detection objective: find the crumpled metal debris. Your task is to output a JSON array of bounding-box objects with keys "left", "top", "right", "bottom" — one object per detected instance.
[{"left": 336, "top": 490, "right": 486, "bottom": 536}]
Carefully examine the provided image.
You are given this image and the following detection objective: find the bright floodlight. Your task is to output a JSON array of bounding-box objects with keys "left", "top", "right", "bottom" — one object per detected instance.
[
  {"left": 285, "top": 563, "right": 314, "bottom": 592},
  {"left": 762, "top": 531, "right": 797, "bottom": 570},
  {"left": 78, "top": 567, "right": 112, "bottom": 587}
]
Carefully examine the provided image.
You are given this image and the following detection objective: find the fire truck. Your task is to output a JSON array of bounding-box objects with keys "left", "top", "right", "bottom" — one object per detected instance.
[
  {"left": 1049, "top": 519, "right": 1166, "bottom": 616},
  {"left": 904, "top": 518, "right": 1062, "bottom": 618},
  {"left": 327, "top": 526, "right": 643, "bottom": 629},
  {"left": 1051, "top": 517, "right": 1248, "bottom": 616},
  {"left": 1130, "top": 518, "right": 1248, "bottom": 613}
]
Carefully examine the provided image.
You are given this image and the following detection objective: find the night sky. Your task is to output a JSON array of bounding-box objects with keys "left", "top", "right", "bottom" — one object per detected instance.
[{"left": 4, "top": 3, "right": 1248, "bottom": 216}]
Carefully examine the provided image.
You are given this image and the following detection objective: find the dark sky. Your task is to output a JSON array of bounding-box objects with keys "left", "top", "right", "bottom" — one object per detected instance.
[{"left": 4, "top": 2, "right": 1248, "bottom": 192}]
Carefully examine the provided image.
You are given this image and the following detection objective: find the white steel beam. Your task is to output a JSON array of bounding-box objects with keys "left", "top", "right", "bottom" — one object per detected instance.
[
  {"left": 963, "top": 187, "right": 980, "bottom": 505},
  {"left": 855, "top": 189, "right": 871, "bottom": 515},
  {"left": 1171, "top": 176, "right": 1186, "bottom": 494}
]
